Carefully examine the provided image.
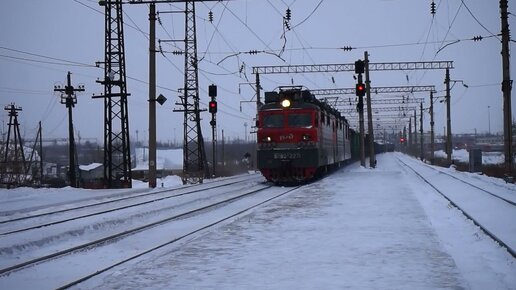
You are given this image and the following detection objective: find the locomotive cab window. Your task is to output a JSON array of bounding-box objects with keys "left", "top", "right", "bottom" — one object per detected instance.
[
  {"left": 262, "top": 114, "right": 284, "bottom": 128},
  {"left": 287, "top": 113, "right": 312, "bottom": 128}
]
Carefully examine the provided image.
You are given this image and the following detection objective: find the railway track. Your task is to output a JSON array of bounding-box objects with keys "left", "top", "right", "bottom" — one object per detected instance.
[
  {"left": 397, "top": 155, "right": 516, "bottom": 258},
  {"left": 0, "top": 174, "right": 263, "bottom": 236},
  {"left": 0, "top": 173, "right": 258, "bottom": 221},
  {"left": 408, "top": 159, "right": 516, "bottom": 206},
  {"left": 0, "top": 177, "right": 302, "bottom": 289}
]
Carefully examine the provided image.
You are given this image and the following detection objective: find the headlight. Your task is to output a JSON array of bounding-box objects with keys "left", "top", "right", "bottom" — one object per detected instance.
[
  {"left": 302, "top": 134, "right": 311, "bottom": 141},
  {"left": 281, "top": 99, "right": 291, "bottom": 108}
]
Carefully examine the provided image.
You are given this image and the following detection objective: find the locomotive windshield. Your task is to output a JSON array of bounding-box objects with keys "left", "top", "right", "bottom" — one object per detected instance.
[
  {"left": 262, "top": 114, "right": 284, "bottom": 128},
  {"left": 288, "top": 113, "right": 312, "bottom": 128}
]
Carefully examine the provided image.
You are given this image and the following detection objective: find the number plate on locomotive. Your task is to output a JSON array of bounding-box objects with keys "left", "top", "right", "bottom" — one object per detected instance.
[{"left": 273, "top": 152, "right": 301, "bottom": 159}]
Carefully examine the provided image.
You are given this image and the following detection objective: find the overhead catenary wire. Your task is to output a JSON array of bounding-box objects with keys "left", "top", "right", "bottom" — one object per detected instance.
[{"left": 460, "top": 0, "right": 501, "bottom": 41}]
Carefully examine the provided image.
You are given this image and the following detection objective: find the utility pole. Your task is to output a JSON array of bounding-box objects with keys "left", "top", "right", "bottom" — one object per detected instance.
[
  {"left": 1, "top": 104, "right": 26, "bottom": 187},
  {"left": 445, "top": 68, "right": 452, "bottom": 165},
  {"left": 148, "top": 3, "right": 157, "bottom": 188},
  {"left": 414, "top": 108, "right": 418, "bottom": 148},
  {"left": 54, "top": 71, "right": 84, "bottom": 188},
  {"left": 430, "top": 91, "right": 435, "bottom": 164},
  {"left": 409, "top": 117, "right": 412, "bottom": 146},
  {"left": 488, "top": 105, "right": 491, "bottom": 135},
  {"left": 255, "top": 73, "right": 262, "bottom": 109},
  {"left": 420, "top": 102, "right": 424, "bottom": 161},
  {"left": 38, "top": 121, "right": 43, "bottom": 184},
  {"left": 364, "top": 51, "right": 375, "bottom": 168},
  {"left": 500, "top": 0, "right": 513, "bottom": 173},
  {"left": 221, "top": 129, "right": 225, "bottom": 168},
  {"left": 129, "top": 0, "right": 223, "bottom": 185}
]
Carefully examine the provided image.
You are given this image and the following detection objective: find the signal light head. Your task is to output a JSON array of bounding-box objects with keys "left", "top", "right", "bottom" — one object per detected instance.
[
  {"left": 209, "top": 101, "right": 217, "bottom": 113},
  {"left": 356, "top": 83, "right": 366, "bottom": 97}
]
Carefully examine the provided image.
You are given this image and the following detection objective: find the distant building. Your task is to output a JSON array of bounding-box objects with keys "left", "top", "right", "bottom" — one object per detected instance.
[
  {"left": 79, "top": 163, "right": 104, "bottom": 188},
  {"left": 475, "top": 135, "right": 504, "bottom": 145},
  {"left": 132, "top": 148, "right": 183, "bottom": 181}
]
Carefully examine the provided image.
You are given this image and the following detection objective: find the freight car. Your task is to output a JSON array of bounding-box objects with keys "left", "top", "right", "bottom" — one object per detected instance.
[{"left": 256, "top": 87, "right": 353, "bottom": 183}]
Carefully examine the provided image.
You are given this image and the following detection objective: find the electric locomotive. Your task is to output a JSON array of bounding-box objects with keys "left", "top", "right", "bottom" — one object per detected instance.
[{"left": 256, "top": 87, "right": 352, "bottom": 183}]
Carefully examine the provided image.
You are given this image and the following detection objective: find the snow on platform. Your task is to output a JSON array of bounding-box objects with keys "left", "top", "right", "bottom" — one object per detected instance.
[{"left": 79, "top": 153, "right": 515, "bottom": 290}]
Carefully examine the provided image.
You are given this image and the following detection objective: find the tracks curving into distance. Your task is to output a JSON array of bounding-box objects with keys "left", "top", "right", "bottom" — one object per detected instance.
[
  {"left": 0, "top": 176, "right": 303, "bottom": 289},
  {"left": 397, "top": 156, "right": 516, "bottom": 258}
]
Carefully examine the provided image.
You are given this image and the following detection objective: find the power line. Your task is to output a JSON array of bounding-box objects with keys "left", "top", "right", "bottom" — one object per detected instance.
[
  {"left": 460, "top": 0, "right": 500, "bottom": 41},
  {"left": 0, "top": 54, "right": 93, "bottom": 67},
  {"left": 220, "top": 2, "right": 275, "bottom": 52},
  {"left": 72, "top": 0, "right": 103, "bottom": 15},
  {"left": 291, "top": 0, "right": 324, "bottom": 30},
  {"left": 0, "top": 46, "right": 96, "bottom": 67},
  {"left": 436, "top": 1, "right": 463, "bottom": 56}
]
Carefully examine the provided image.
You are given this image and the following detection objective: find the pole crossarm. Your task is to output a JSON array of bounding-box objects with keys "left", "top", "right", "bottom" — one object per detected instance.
[
  {"left": 340, "top": 106, "right": 417, "bottom": 114},
  {"left": 252, "top": 61, "right": 453, "bottom": 75},
  {"left": 346, "top": 114, "right": 412, "bottom": 120},
  {"left": 369, "top": 61, "right": 453, "bottom": 71},
  {"left": 311, "top": 85, "right": 435, "bottom": 97},
  {"left": 329, "top": 97, "right": 425, "bottom": 106},
  {"left": 126, "top": 0, "right": 223, "bottom": 3},
  {"left": 253, "top": 64, "right": 353, "bottom": 74}
]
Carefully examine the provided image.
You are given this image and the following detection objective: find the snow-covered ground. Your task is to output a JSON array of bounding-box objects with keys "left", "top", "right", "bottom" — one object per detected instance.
[
  {"left": 133, "top": 147, "right": 182, "bottom": 170},
  {"left": 434, "top": 149, "right": 505, "bottom": 164},
  {"left": 0, "top": 152, "right": 514, "bottom": 289}
]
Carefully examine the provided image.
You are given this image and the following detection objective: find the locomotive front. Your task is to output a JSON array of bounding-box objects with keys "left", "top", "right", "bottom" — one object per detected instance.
[{"left": 256, "top": 88, "right": 320, "bottom": 183}]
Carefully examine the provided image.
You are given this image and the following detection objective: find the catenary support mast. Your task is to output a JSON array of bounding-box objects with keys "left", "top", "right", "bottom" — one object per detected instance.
[{"left": 95, "top": 0, "right": 132, "bottom": 188}]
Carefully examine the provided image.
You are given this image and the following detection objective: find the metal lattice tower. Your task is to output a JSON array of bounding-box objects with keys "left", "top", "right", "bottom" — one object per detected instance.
[
  {"left": 1, "top": 104, "right": 26, "bottom": 187},
  {"left": 95, "top": 0, "right": 132, "bottom": 188},
  {"left": 180, "top": 1, "right": 206, "bottom": 184}
]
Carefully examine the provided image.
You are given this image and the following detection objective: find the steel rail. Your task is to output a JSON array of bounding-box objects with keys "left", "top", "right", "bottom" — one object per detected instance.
[
  {"left": 0, "top": 175, "right": 262, "bottom": 236},
  {"left": 56, "top": 185, "right": 301, "bottom": 289},
  {"left": 0, "top": 183, "right": 281, "bottom": 277},
  {"left": 397, "top": 157, "right": 516, "bottom": 258}
]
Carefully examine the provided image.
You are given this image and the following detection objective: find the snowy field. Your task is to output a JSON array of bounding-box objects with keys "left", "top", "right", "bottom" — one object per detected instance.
[
  {"left": 434, "top": 149, "right": 505, "bottom": 164},
  {"left": 0, "top": 153, "right": 514, "bottom": 289}
]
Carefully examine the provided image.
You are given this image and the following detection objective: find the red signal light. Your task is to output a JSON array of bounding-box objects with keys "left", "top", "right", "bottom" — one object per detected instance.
[
  {"left": 356, "top": 83, "right": 366, "bottom": 97},
  {"left": 209, "top": 101, "right": 217, "bottom": 113},
  {"left": 400, "top": 137, "right": 405, "bottom": 143}
]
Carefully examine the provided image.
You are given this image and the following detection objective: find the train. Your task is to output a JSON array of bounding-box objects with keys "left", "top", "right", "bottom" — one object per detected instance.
[{"left": 256, "top": 87, "right": 357, "bottom": 183}]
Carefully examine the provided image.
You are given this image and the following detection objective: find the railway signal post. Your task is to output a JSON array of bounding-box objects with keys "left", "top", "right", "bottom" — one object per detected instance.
[
  {"left": 209, "top": 84, "right": 217, "bottom": 177},
  {"left": 355, "top": 59, "right": 366, "bottom": 167},
  {"left": 364, "top": 52, "right": 376, "bottom": 168}
]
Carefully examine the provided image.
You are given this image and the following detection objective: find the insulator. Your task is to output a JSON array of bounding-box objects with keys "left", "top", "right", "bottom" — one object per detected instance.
[
  {"left": 284, "top": 20, "right": 291, "bottom": 31},
  {"left": 342, "top": 46, "right": 353, "bottom": 51},
  {"left": 286, "top": 8, "right": 291, "bottom": 21},
  {"left": 473, "top": 36, "right": 483, "bottom": 41},
  {"left": 208, "top": 11, "right": 214, "bottom": 22},
  {"left": 431, "top": 1, "right": 436, "bottom": 15},
  {"left": 172, "top": 50, "right": 184, "bottom": 55}
]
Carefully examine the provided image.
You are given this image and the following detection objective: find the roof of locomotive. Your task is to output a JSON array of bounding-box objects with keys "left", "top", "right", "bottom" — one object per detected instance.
[{"left": 261, "top": 87, "right": 347, "bottom": 122}]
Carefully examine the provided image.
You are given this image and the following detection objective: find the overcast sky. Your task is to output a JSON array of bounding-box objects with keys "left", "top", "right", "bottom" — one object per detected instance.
[{"left": 0, "top": 0, "right": 514, "bottom": 144}]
